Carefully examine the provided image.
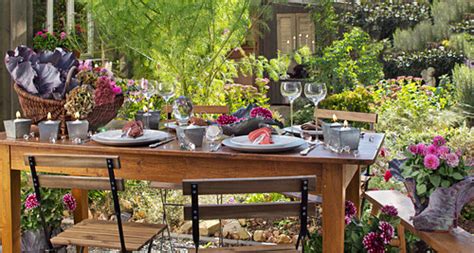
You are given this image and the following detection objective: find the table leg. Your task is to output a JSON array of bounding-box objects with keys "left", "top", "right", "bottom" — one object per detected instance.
[
  {"left": 346, "top": 166, "right": 361, "bottom": 218},
  {"left": 0, "top": 145, "right": 21, "bottom": 252},
  {"left": 72, "top": 189, "right": 89, "bottom": 252},
  {"left": 322, "top": 163, "right": 345, "bottom": 253}
]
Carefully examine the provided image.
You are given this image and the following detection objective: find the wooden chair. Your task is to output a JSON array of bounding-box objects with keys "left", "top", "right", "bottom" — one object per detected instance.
[
  {"left": 183, "top": 176, "right": 317, "bottom": 252},
  {"left": 153, "top": 105, "right": 229, "bottom": 247},
  {"left": 364, "top": 190, "right": 474, "bottom": 253},
  {"left": 25, "top": 154, "right": 166, "bottom": 253}
]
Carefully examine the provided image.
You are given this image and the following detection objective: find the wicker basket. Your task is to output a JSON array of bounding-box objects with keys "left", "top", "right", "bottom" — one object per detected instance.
[{"left": 14, "top": 66, "right": 124, "bottom": 132}]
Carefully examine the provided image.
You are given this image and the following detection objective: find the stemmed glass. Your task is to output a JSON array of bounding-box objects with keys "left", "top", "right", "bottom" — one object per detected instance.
[
  {"left": 304, "top": 82, "right": 327, "bottom": 143},
  {"left": 280, "top": 81, "right": 302, "bottom": 131},
  {"left": 156, "top": 81, "right": 176, "bottom": 119},
  {"left": 206, "top": 125, "right": 223, "bottom": 151},
  {"left": 140, "top": 79, "right": 157, "bottom": 102}
]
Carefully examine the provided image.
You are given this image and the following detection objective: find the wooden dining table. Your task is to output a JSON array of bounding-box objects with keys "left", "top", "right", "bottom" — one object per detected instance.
[{"left": 0, "top": 132, "right": 384, "bottom": 253}]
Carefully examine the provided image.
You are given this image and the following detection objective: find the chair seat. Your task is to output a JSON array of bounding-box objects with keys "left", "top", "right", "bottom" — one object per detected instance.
[
  {"left": 51, "top": 219, "right": 166, "bottom": 251},
  {"left": 200, "top": 244, "right": 300, "bottom": 252},
  {"left": 150, "top": 181, "right": 182, "bottom": 190}
]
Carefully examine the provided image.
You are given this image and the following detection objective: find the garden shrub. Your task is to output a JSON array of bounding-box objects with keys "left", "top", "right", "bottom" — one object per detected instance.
[
  {"left": 383, "top": 46, "right": 465, "bottom": 79},
  {"left": 309, "top": 28, "right": 384, "bottom": 93},
  {"left": 453, "top": 64, "right": 474, "bottom": 125},
  {"left": 341, "top": 1, "right": 430, "bottom": 40},
  {"left": 310, "top": 0, "right": 339, "bottom": 55}
]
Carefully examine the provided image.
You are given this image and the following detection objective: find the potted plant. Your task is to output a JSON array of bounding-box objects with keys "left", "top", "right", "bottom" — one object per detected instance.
[{"left": 21, "top": 178, "right": 77, "bottom": 253}]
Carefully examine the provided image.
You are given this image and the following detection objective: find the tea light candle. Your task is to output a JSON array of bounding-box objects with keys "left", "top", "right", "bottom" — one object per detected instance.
[
  {"left": 3, "top": 111, "right": 32, "bottom": 139},
  {"left": 66, "top": 112, "right": 89, "bottom": 140},
  {"left": 330, "top": 120, "right": 360, "bottom": 150},
  {"left": 39, "top": 112, "right": 60, "bottom": 141}
]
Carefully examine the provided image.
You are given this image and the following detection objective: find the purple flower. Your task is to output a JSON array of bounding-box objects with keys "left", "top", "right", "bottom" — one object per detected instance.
[
  {"left": 344, "top": 216, "right": 351, "bottom": 225},
  {"left": 60, "top": 32, "right": 67, "bottom": 40},
  {"left": 379, "top": 221, "right": 394, "bottom": 244},
  {"left": 112, "top": 85, "right": 122, "bottom": 95},
  {"left": 408, "top": 144, "right": 418, "bottom": 155},
  {"left": 424, "top": 154, "right": 440, "bottom": 170},
  {"left": 25, "top": 193, "right": 40, "bottom": 210},
  {"left": 140, "top": 78, "right": 148, "bottom": 90},
  {"left": 216, "top": 114, "right": 239, "bottom": 125},
  {"left": 425, "top": 144, "right": 438, "bottom": 156},
  {"left": 446, "top": 153, "right": 459, "bottom": 168},
  {"left": 250, "top": 107, "right": 273, "bottom": 120},
  {"left": 416, "top": 143, "right": 426, "bottom": 155},
  {"left": 63, "top": 193, "right": 77, "bottom": 212},
  {"left": 381, "top": 205, "right": 398, "bottom": 217},
  {"left": 345, "top": 200, "right": 357, "bottom": 218},
  {"left": 433, "top": 136, "right": 446, "bottom": 147},
  {"left": 362, "top": 232, "right": 385, "bottom": 253},
  {"left": 127, "top": 79, "right": 135, "bottom": 87},
  {"left": 78, "top": 60, "right": 92, "bottom": 71}
]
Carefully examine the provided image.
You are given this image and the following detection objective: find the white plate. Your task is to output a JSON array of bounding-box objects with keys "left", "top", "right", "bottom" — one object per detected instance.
[
  {"left": 92, "top": 130, "right": 172, "bottom": 147},
  {"left": 230, "top": 135, "right": 299, "bottom": 148},
  {"left": 284, "top": 125, "right": 322, "bottom": 136},
  {"left": 223, "top": 137, "right": 305, "bottom": 153}
]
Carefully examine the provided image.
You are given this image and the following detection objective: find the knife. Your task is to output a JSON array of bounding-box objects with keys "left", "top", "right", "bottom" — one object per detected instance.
[
  {"left": 300, "top": 144, "right": 317, "bottom": 156},
  {"left": 149, "top": 137, "right": 176, "bottom": 148}
]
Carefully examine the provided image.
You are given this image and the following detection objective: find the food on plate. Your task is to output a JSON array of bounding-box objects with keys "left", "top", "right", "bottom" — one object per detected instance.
[
  {"left": 122, "top": 120, "right": 144, "bottom": 138},
  {"left": 248, "top": 127, "right": 273, "bottom": 144}
]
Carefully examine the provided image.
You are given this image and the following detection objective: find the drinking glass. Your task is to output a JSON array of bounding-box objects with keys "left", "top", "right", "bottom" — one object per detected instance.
[
  {"left": 280, "top": 81, "right": 302, "bottom": 130},
  {"left": 156, "top": 81, "right": 176, "bottom": 119},
  {"left": 304, "top": 82, "right": 327, "bottom": 144},
  {"left": 140, "top": 79, "right": 156, "bottom": 102},
  {"left": 206, "top": 125, "right": 223, "bottom": 150}
]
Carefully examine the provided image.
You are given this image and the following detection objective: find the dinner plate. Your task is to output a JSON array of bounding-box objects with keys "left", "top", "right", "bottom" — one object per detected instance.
[
  {"left": 223, "top": 137, "right": 305, "bottom": 153},
  {"left": 284, "top": 125, "right": 322, "bottom": 136},
  {"left": 92, "top": 130, "right": 172, "bottom": 147},
  {"left": 230, "top": 135, "right": 299, "bottom": 148}
]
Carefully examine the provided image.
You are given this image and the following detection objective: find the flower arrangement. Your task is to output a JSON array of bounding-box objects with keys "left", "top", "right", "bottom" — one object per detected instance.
[
  {"left": 401, "top": 135, "right": 470, "bottom": 208},
  {"left": 216, "top": 106, "right": 274, "bottom": 126},
  {"left": 307, "top": 201, "right": 400, "bottom": 253}
]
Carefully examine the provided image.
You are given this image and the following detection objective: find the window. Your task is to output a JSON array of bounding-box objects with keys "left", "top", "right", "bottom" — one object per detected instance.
[{"left": 276, "top": 13, "right": 315, "bottom": 54}]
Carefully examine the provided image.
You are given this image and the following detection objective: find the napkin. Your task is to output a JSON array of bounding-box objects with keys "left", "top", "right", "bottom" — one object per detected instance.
[{"left": 248, "top": 127, "right": 273, "bottom": 144}]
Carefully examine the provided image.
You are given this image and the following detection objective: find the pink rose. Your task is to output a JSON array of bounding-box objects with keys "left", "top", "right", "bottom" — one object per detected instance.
[
  {"left": 424, "top": 154, "right": 440, "bottom": 170},
  {"left": 408, "top": 145, "right": 418, "bottom": 155},
  {"left": 445, "top": 153, "right": 459, "bottom": 168}
]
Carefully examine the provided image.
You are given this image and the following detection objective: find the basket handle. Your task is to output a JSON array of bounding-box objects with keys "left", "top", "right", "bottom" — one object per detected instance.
[{"left": 65, "top": 66, "right": 78, "bottom": 91}]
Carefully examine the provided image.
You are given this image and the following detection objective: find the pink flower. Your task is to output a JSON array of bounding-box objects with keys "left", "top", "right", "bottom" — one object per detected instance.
[
  {"left": 60, "top": 32, "right": 67, "bottom": 40},
  {"left": 345, "top": 200, "right": 357, "bottom": 218},
  {"left": 455, "top": 149, "right": 463, "bottom": 157},
  {"left": 379, "top": 221, "right": 394, "bottom": 244},
  {"left": 78, "top": 60, "right": 92, "bottom": 71},
  {"left": 437, "top": 146, "right": 450, "bottom": 158},
  {"left": 362, "top": 232, "right": 385, "bottom": 253},
  {"left": 433, "top": 136, "right": 446, "bottom": 147},
  {"left": 127, "top": 79, "right": 135, "bottom": 87},
  {"left": 445, "top": 153, "right": 459, "bottom": 168},
  {"left": 62, "top": 193, "right": 77, "bottom": 212},
  {"left": 381, "top": 205, "right": 398, "bottom": 216},
  {"left": 112, "top": 85, "right": 122, "bottom": 95},
  {"left": 408, "top": 144, "right": 418, "bottom": 155},
  {"left": 140, "top": 78, "right": 148, "bottom": 90},
  {"left": 216, "top": 114, "right": 239, "bottom": 125},
  {"left": 25, "top": 193, "right": 40, "bottom": 210},
  {"left": 35, "top": 31, "right": 43, "bottom": 37},
  {"left": 344, "top": 216, "right": 351, "bottom": 225},
  {"left": 250, "top": 107, "right": 273, "bottom": 120},
  {"left": 424, "top": 154, "right": 440, "bottom": 170},
  {"left": 425, "top": 144, "right": 438, "bottom": 156},
  {"left": 383, "top": 170, "right": 392, "bottom": 182},
  {"left": 416, "top": 143, "right": 426, "bottom": 155}
]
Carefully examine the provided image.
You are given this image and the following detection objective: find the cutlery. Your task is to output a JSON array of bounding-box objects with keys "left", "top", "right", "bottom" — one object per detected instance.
[
  {"left": 149, "top": 137, "right": 176, "bottom": 148},
  {"left": 300, "top": 144, "right": 317, "bottom": 156}
]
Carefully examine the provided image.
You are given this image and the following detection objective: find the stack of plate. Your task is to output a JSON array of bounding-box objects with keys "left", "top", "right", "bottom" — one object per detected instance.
[{"left": 223, "top": 135, "right": 305, "bottom": 153}]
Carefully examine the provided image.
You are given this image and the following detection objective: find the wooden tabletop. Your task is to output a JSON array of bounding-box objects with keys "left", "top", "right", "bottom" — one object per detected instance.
[{"left": 0, "top": 132, "right": 384, "bottom": 165}]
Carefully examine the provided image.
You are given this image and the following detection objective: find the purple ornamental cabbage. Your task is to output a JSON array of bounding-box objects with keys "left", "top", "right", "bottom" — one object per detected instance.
[{"left": 4, "top": 45, "right": 78, "bottom": 100}]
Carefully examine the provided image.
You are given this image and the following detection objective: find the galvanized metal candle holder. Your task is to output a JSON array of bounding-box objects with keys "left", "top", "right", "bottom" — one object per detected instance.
[
  {"left": 66, "top": 116, "right": 89, "bottom": 140},
  {"left": 322, "top": 121, "right": 343, "bottom": 146},
  {"left": 39, "top": 113, "right": 60, "bottom": 141},
  {"left": 329, "top": 121, "right": 360, "bottom": 150},
  {"left": 135, "top": 110, "right": 161, "bottom": 130},
  {"left": 3, "top": 111, "right": 31, "bottom": 139}
]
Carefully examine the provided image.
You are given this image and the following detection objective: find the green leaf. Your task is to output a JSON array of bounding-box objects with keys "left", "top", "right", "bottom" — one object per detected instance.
[
  {"left": 452, "top": 173, "right": 464, "bottom": 180},
  {"left": 441, "top": 180, "right": 451, "bottom": 188},
  {"left": 416, "top": 184, "right": 427, "bottom": 195},
  {"left": 429, "top": 174, "right": 441, "bottom": 187}
]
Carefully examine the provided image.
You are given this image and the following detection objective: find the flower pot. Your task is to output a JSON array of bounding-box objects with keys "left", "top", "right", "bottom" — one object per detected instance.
[{"left": 21, "top": 228, "right": 66, "bottom": 253}]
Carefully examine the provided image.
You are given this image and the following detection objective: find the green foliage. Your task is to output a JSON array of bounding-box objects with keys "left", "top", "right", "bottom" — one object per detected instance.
[
  {"left": 448, "top": 33, "right": 474, "bottom": 59},
  {"left": 33, "top": 31, "right": 72, "bottom": 52},
  {"left": 243, "top": 193, "right": 289, "bottom": 204},
  {"left": 453, "top": 64, "right": 474, "bottom": 123},
  {"left": 309, "top": 28, "right": 384, "bottom": 93},
  {"left": 341, "top": 2, "right": 430, "bottom": 40},
  {"left": 310, "top": 0, "right": 338, "bottom": 55},
  {"left": 224, "top": 78, "right": 270, "bottom": 113},
  {"left": 393, "top": 0, "right": 473, "bottom": 51},
  {"left": 383, "top": 46, "right": 465, "bottom": 79}
]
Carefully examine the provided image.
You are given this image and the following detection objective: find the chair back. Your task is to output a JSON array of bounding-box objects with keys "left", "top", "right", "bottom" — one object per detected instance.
[
  {"left": 315, "top": 109, "right": 378, "bottom": 131},
  {"left": 183, "top": 176, "right": 316, "bottom": 251},
  {"left": 24, "top": 154, "right": 127, "bottom": 252},
  {"left": 163, "top": 105, "right": 229, "bottom": 121}
]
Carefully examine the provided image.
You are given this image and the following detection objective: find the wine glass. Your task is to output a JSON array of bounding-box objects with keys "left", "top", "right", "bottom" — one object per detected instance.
[
  {"left": 280, "top": 81, "right": 302, "bottom": 130},
  {"left": 156, "top": 81, "right": 176, "bottom": 119},
  {"left": 206, "top": 124, "right": 223, "bottom": 151},
  {"left": 140, "top": 78, "right": 156, "bottom": 102},
  {"left": 304, "top": 82, "right": 327, "bottom": 144}
]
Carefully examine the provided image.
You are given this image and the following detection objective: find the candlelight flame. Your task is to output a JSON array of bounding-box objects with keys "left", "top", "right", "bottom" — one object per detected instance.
[
  {"left": 143, "top": 105, "right": 148, "bottom": 113},
  {"left": 74, "top": 112, "right": 80, "bottom": 120},
  {"left": 47, "top": 112, "right": 52, "bottom": 120},
  {"left": 332, "top": 114, "right": 337, "bottom": 122},
  {"left": 16, "top": 111, "right": 21, "bottom": 119},
  {"left": 343, "top": 120, "right": 349, "bottom": 128}
]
